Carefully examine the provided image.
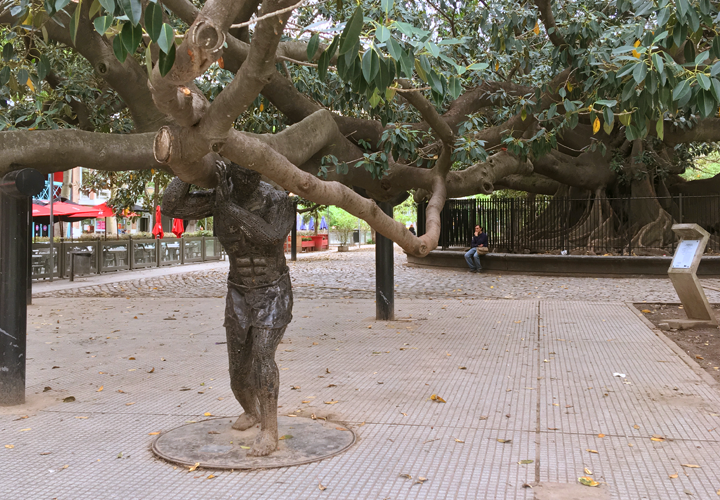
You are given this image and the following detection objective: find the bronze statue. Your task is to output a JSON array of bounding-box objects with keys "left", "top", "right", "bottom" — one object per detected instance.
[{"left": 162, "top": 161, "right": 294, "bottom": 456}]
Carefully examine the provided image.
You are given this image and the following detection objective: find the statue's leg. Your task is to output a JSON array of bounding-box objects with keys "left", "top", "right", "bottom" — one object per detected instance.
[
  {"left": 246, "top": 325, "right": 286, "bottom": 457},
  {"left": 226, "top": 320, "right": 260, "bottom": 431}
]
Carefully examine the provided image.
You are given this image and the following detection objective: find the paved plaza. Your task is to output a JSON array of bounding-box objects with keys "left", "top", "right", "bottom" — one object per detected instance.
[
  {"left": 32, "top": 247, "right": 720, "bottom": 303},
  {"left": 4, "top": 248, "right": 720, "bottom": 499}
]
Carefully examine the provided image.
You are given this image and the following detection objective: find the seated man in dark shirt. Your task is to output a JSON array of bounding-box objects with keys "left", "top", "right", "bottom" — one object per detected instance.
[{"left": 464, "top": 226, "right": 488, "bottom": 272}]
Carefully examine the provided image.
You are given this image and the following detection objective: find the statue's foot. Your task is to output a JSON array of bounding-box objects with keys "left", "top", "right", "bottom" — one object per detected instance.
[
  {"left": 232, "top": 413, "right": 260, "bottom": 431},
  {"left": 247, "top": 430, "right": 277, "bottom": 457}
]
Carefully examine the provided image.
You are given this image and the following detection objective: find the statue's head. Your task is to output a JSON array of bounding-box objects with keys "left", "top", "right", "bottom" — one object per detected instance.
[{"left": 217, "top": 160, "right": 261, "bottom": 198}]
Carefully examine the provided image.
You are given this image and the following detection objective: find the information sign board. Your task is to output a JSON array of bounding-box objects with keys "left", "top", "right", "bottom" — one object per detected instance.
[{"left": 672, "top": 239, "right": 700, "bottom": 269}]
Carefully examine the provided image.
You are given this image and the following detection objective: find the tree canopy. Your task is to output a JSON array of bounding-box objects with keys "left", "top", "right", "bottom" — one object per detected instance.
[{"left": 1, "top": 0, "right": 719, "bottom": 254}]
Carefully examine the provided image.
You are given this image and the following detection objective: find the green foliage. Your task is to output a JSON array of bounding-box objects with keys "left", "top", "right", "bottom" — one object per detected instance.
[{"left": 327, "top": 206, "right": 358, "bottom": 245}]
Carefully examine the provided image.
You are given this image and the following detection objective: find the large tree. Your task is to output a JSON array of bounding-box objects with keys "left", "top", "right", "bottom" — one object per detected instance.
[{"left": 1, "top": 0, "right": 719, "bottom": 254}]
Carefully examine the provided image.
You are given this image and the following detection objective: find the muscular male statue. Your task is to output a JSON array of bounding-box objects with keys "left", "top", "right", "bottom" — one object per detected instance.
[{"left": 162, "top": 160, "right": 294, "bottom": 457}]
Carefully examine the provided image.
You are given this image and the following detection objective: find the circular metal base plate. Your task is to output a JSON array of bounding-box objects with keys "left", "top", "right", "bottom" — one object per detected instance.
[{"left": 152, "top": 417, "right": 356, "bottom": 470}]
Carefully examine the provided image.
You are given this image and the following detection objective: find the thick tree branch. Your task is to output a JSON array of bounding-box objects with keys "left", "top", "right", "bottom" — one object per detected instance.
[
  {"left": 203, "top": 0, "right": 297, "bottom": 139},
  {"left": 0, "top": 130, "right": 160, "bottom": 177},
  {"left": 220, "top": 131, "right": 441, "bottom": 256},
  {"left": 662, "top": 118, "right": 720, "bottom": 146},
  {"left": 534, "top": 0, "right": 567, "bottom": 48}
]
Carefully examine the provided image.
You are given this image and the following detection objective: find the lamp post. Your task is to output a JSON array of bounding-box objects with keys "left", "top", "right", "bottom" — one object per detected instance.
[{"left": 0, "top": 168, "right": 45, "bottom": 406}]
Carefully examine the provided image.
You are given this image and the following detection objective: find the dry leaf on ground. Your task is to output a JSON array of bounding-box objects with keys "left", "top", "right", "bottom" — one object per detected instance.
[
  {"left": 148, "top": 432, "right": 160, "bottom": 436},
  {"left": 518, "top": 460, "right": 534, "bottom": 464},
  {"left": 584, "top": 468, "right": 593, "bottom": 475},
  {"left": 497, "top": 438, "right": 512, "bottom": 443},
  {"left": 97, "top": 386, "right": 103, "bottom": 392},
  {"left": 586, "top": 449, "right": 599, "bottom": 454},
  {"left": 454, "top": 439, "right": 464, "bottom": 443},
  {"left": 203, "top": 412, "right": 212, "bottom": 416},
  {"left": 207, "top": 475, "right": 215, "bottom": 479},
  {"left": 188, "top": 462, "right": 200, "bottom": 472},
  {"left": 429, "top": 394, "right": 446, "bottom": 403},
  {"left": 4, "top": 445, "right": 13, "bottom": 449},
  {"left": 669, "top": 474, "right": 678, "bottom": 479},
  {"left": 579, "top": 476, "right": 599, "bottom": 487},
  {"left": 279, "top": 435, "right": 293, "bottom": 440},
  {"left": 318, "top": 482, "right": 326, "bottom": 491},
  {"left": 324, "top": 400, "right": 339, "bottom": 405},
  {"left": 598, "top": 434, "right": 605, "bottom": 438},
  {"left": 682, "top": 464, "right": 701, "bottom": 468}
]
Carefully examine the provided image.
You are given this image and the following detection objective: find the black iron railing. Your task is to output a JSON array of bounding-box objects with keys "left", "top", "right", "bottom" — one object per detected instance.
[{"left": 417, "top": 195, "right": 720, "bottom": 255}]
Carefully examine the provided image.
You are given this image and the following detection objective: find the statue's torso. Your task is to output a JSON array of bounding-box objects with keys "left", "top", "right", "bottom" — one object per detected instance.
[{"left": 215, "top": 186, "right": 290, "bottom": 287}]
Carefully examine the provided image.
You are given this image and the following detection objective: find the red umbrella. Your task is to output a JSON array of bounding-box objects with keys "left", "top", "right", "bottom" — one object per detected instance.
[
  {"left": 77, "top": 202, "right": 115, "bottom": 218},
  {"left": 172, "top": 218, "right": 184, "bottom": 238},
  {"left": 152, "top": 206, "right": 164, "bottom": 239}
]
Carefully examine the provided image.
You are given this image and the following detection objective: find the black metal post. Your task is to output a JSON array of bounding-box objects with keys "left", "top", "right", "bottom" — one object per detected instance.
[
  {"left": 27, "top": 198, "right": 32, "bottom": 305},
  {"left": 376, "top": 201, "right": 394, "bottom": 321},
  {"left": 290, "top": 198, "right": 297, "bottom": 262},
  {"left": 0, "top": 168, "right": 45, "bottom": 406}
]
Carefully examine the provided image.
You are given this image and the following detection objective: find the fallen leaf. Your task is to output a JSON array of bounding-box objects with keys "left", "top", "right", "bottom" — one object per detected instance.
[
  {"left": 4, "top": 445, "right": 14, "bottom": 449},
  {"left": 279, "top": 434, "right": 293, "bottom": 440},
  {"left": 518, "top": 460, "right": 534, "bottom": 464},
  {"left": 313, "top": 342, "right": 318, "bottom": 345},
  {"left": 335, "top": 427, "right": 347, "bottom": 431},
  {"left": 579, "top": 476, "right": 599, "bottom": 487},
  {"left": 641, "top": 309, "right": 651, "bottom": 313},
  {"left": 547, "top": 427, "right": 559, "bottom": 430},
  {"left": 188, "top": 462, "right": 200, "bottom": 472},
  {"left": 126, "top": 402, "right": 135, "bottom": 406},
  {"left": 429, "top": 394, "right": 446, "bottom": 403},
  {"left": 148, "top": 367, "right": 155, "bottom": 373},
  {"left": 586, "top": 449, "right": 599, "bottom": 454},
  {"left": 399, "top": 474, "right": 412, "bottom": 479},
  {"left": 324, "top": 400, "right": 339, "bottom": 405},
  {"left": 19, "top": 428, "right": 31, "bottom": 432},
  {"left": 454, "top": 438, "right": 465, "bottom": 443},
  {"left": 682, "top": 464, "right": 701, "bottom": 468},
  {"left": 302, "top": 400, "right": 311, "bottom": 404},
  {"left": 497, "top": 438, "right": 512, "bottom": 443},
  {"left": 75, "top": 416, "right": 88, "bottom": 420},
  {"left": 651, "top": 436, "right": 665, "bottom": 442},
  {"left": 240, "top": 446, "right": 250, "bottom": 449},
  {"left": 203, "top": 412, "right": 212, "bottom": 416},
  {"left": 669, "top": 474, "right": 678, "bottom": 479},
  {"left": 696, "top": 355, "right": 704, "bottom": 360},
  {"left": 633, "top": 424, "right": 640, "bottom": 429},
  {"left": 291, "top": 385, "right": 301, "bottom": 390},
  {"left": 128, "top": 357, "right": 135, "bottom": 360},
  {"left": 61, "top": 465, "right": 69, "bottom": 470},
  {"left": 584, "top": 467, "right": 593, "bottom": 475},
  {"left": 598, "top": 434, "right": 605, "bottom": 438},
  {"left": 416, "top": 477, "right": 428, "bottom": 484},
  {"left": 459, "top": 366, "right": 467, "bottom": 370},
  {"left": 207, "top": 475, "right": 215, "bottom": 479},
  {"left": 97, "top": 386, "right": 104, "bottom": 392},
  {"left": 318, "top": 482, "right": 326, "bottom": 491},
  {"left": 208, "top": 431, "right": 220, "bottom": 435},
  {"left": 148, "top": 431, "right": 161, "bottom": 436}
]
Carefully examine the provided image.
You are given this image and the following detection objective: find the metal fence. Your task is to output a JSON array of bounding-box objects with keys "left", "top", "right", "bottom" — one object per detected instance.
[
  {"left": 31, "top": 236, "right": 224, "bottom": 280},
  {"left": 417, "top": 195, "right": 720, "bottom": 255}
]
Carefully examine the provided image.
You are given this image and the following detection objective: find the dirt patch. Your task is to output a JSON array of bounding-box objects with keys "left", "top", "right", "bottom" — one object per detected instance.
[{"left": 636, "top": 303, "right": 720, "bottom": 383}]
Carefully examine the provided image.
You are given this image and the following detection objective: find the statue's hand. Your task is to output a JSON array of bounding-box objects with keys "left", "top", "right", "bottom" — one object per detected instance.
[{"left": 215, "top": 161, "right": 232, "bottom": 203}]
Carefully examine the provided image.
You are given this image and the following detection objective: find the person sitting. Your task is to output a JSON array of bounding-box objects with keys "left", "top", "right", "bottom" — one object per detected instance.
[
  {"left": 408, "top": 224, "right": 416, "bottom": 236},
  {"left": 464, "top": 225, "right": 488, "bottom": 272}
]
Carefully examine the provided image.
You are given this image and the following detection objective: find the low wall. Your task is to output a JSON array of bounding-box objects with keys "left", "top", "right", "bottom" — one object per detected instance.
[{"left": 406, "top": 250, "right": 720, "bottom": 277}]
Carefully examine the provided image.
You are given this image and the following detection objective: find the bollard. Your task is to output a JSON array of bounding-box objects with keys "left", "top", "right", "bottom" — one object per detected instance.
[{"left": 0, "top": 168, "right": 45, "bottom": 406}]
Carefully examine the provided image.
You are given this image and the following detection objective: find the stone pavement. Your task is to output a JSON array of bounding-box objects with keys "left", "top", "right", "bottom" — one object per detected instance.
[
  {"left": 7, "top": 250, "right": 720, "bottom": 499},
  {"left": 3, "top": 293, "right": 720, "bottom": 499},
  {"left": 32, "top": 246, "right": 720, "bottom": 302}
]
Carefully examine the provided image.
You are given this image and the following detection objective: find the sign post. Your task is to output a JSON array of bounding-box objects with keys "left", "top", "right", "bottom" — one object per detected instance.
[
  {"left": 0, "top": 168, "right": 45, "bottom": 405},
  {"left": 666, "top": 223, "right": 718, "bottom": 330}
]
